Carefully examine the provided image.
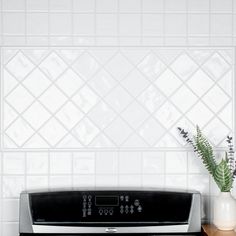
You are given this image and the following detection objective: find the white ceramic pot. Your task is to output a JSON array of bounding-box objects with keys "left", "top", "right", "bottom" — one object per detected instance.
[{"left": 213, "top": 192, "right": 236, "bottom": 230}]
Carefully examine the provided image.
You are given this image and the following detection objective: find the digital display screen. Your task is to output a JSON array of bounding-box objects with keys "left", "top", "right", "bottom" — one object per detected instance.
[{"left": 95, "top": 196, "right": 119, "bottom": 206}]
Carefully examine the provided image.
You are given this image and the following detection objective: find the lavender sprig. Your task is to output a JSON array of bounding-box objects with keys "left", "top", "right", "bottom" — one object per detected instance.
[{"left": 226, "top": 135, "right": 236, "bottom": 177}]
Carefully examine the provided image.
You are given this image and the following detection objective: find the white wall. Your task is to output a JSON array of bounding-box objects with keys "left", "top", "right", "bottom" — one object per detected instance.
[{"left": 0, "top": 0, "right": 235, "bottom": 235}]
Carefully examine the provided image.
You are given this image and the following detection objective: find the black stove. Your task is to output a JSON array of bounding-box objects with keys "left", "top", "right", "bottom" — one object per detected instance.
[{"left": 19, "top": 188, "right": 201, "bottom": 235}]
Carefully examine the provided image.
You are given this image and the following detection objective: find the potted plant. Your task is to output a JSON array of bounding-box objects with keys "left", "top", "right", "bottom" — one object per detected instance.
[{"left": 178, "top": 126, "right": 236, "bottom": 230}]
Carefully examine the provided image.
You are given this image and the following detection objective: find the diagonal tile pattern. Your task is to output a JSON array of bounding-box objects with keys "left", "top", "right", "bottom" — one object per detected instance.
[{"left": 2, "top": 48, "right": 234, "bottom": 149}]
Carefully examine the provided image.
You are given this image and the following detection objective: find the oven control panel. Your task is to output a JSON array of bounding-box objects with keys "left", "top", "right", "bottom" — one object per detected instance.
[
  {"left": 81, "top": 194, "right": 143, "bottom": 218},
  {"left": 29, "top": 190, "right": 193, "bottom": 225}
]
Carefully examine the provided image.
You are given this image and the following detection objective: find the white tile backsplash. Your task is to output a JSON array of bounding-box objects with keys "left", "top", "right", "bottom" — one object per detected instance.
[{"left": 0, "top": 0, "right": 235, "bottom": 232}]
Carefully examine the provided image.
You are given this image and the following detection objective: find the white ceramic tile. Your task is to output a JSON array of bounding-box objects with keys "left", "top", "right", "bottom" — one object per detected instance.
[
  {"left": 96, "top": 0, "right": 118, "bottom": 12},
  {"left": 26, "top": 152, "right": 48, "bottom": 174},
  {"left": 138, "top": 117, "right": 166, "bottom": 146},
  {"left": 49, "top": 13, "right": 71, "bottom": 35},
  {"left": 2, "top": 223, "right": 19, "bottom": 236},
  {"left": 27, "top": 13, "right": 49, "bottom": 35},
  {"left": 3, "top": 153, "right": 25, "bottom": 175},
  {"left": 188, "top": 152, "right": 208, "bottom": 174},
  {"left": 73, "top": 14, "right": 95, "bottom": 35},
  {"left": 73, "top": 175, "right": 95, "bottom": 187},
  {"left": 137, "top": 85, "right": 166, "bottom": 113},
  {"left": 3, "top": 0, "right": 25, "bottom": 11},
  {"left": 171, "top": 86, "right": 198, "bottom": 113},
  {"left": 49, "top": 176, "right": 72, "bottom": 188},
  {"left": 119, "top": 175, "right": 142, "bottom": 187},
  {"left": 26, "top": 176, "right": 48, "bottom": 190},
  {"left": 119, "top": 0, "right": 141, "bottom": 12},
  {"left": 3, "top": 176, "right": 25, "bottom": 198},
  {"left": 49, "top": 0, "right": 71, "bottom": 11},
  {"left": 73, "top": 152, "right": 95, "bottom": 174},
  {"left": 56, "top": 101, "right": 84, "bottom": 130},
  {"left": 165, "top": 0, "right": 187, "bottom": 12},
  {"left": 119, "top": 152, "right": 142, "bottom": 174},
  {"left": 50, "top": 152, "right": 72, "bottom": 174},
  {"left": 96, "top": 14, "right": 118, "bottom": 36},
  {"left": 165, "top": 174, "right": 187, "bottom": 189},
  {"left": 211, "top": 14, "right": 232, "bottom": 36},
  {"left": 188, "top": 14, "right": 209, "bottom": 36},
  {"left": 211, "top": 0, "right": 232, "bottom": 12},
  {"left": 96, "top": 152, "right": 118, "bottom": 174},
  {"left": 143, "top": 14, "right": 163, "bottom": 37},
  {"left": 142, "top": 0, "right": 164, "bottom": 13},
  {"left": 166, "top": 152, "right": 187, "bottom": 174},
  {"left": 2, "top": 199, "right": 19, "bottom": 222},
  {"left": 104, "top": 117, "right": 133, "bottom": 146},
  {"left": 164, "top": 14, "right": 187, "bottom": 36},
  {"left": 188, "top": 0, "right": 209, "bottom": 12},
  {"left": 87, "top": 102, "right": 116, "bottom": 130},
  {"left": 119, "top": 14, "right": 141, "bottom": 36},
  {"left": 188, "top": 174, "right": 210, "bottom": 195},
  {"left": 142, "top": 152, "right": 165, "bottom": 174},
  {"left": 26, "top": 0, "right": 48, "bottom": 11},
  {"left": 95, "top": 175, "right": 118, "bottom": 187},
  {"left": 73, "top": 0, "right": 95, "bottom": 12},
  {"left": 121, "top": 101, "right": 149, "bottom": 129},
  {"left": 2, "top": 48, "right": 234, "bottom": 149},
  {"left": 142, "top": 175, "right": 165, "bottom": 188}
]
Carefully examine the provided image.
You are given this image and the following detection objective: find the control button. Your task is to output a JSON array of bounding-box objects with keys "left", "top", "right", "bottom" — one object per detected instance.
[
  {"left": 130, "top": 209, "right": 134, "bottom": 214},
  {"left": 120, "top": 205, "right": 124, "bottom": 209},
  {"left": 83, "top": 202, "right": 87, "bottom": 208},
  {"left": 83, "top": 195, "right": 87, "bottom": 200},
  {"left": 87, "top": 209, "right": 92, "bottom": 216},
  {"left": 130, "top": 205, "right": 134, "bottom": 209},
  {"left": 134, "top": 199, "right": 140, "bottom": 206},
  {"left": 125, "top": 205, "right": 129, "bottom": 210},
  {"left": 120, "top": 195, "right": 124, "bottom": 201},
  {"left": 88, "top": 202, "right": 92, "bottom": 207},
  {"left": 109, "top": 209, "right": 113, "bottom": 215},
  {"left": 125, "top": 209, "right": 129, "bottom": 214},
  {"left": 125, "top": 196, "right": 129, "bottom": 202},
  {"left": 82, "top": 209, "right": 86, "bottom": 217},
  {"left": 137, "top": 206, "right": 142, "bottom": 212},
  {"left": 120, "top": 209, "right": 124, "bottom": 214},
  {"left": 99, "top": 209, "right": 103, "bottom": 215},
  {"left": 104, "top": 209, "right": 108, "bottom": 215}
]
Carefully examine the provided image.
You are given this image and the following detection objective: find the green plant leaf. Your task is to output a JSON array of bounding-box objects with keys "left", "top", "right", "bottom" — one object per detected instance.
[
  {"left": 214, "top": 159, "right": 233, "bottom": 192},
  {"left": 194, "top": 126, "right": 217, "bottom": 176}
]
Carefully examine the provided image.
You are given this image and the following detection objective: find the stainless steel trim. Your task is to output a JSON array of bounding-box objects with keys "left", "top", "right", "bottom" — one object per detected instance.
[
  {"left": 19, "top": 192, "right": 33, "bottom": 233},
  {"left": 188, "top": 192, "right": 201, "bottom": 233},
  {"left": 105, "top": 228, "right": 117, "bottom": 233},
  {"left": 32, "top": 225, "right": 189, "bottom": 234}
]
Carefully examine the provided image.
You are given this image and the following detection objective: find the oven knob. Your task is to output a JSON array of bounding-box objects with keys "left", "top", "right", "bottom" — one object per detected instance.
[
  {"left": 120, "top": 196, "right": 124, "bottom": 201},
  {"left": 130, "top": 209, "right": 134, "bottom": 214},
  {"left": 83, "top": 195, "right": 87, "bottom": 200},
  {"left": 137, "top": 206, "right": 142, "bottom": 212},
  {"left": 104, "top": 209, "right": 108, "bottom": 215},
  {"left": 99, "top": 209, "right": 103, "bottom": 215},
  {"left": 87, "top": 209, "right": 92, "bottom": 215},
  {"left": 125, "top": 196, "right": 129, "bottom": 202},
  {"left": 88, "top": 195, "right": 92, "bottom": 201},
  {"left": 134, "top": 199, "right": 140, "bottom": 206},
  {"left": 120, "top": 209, "right": 124, "bottom": 214},
  {"left": 109, "top": 209, "right": 113, "bottom": 215},
  {"left": 125, "top": 209, "right": 129, "bottom": 214}
]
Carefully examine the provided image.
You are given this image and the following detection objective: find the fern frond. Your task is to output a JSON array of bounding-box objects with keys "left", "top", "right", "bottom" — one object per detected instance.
[
  {"left": 214, "top": 159, "right": 233, "bottom": 192},
  {"left": 193, "top": 126, "right": 217, "bottom": 176}
]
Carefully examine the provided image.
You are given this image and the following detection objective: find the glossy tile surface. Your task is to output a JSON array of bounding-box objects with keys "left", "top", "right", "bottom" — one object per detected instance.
[{"left": 2, "top": 47, "right": 234, "bottom": 149}]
